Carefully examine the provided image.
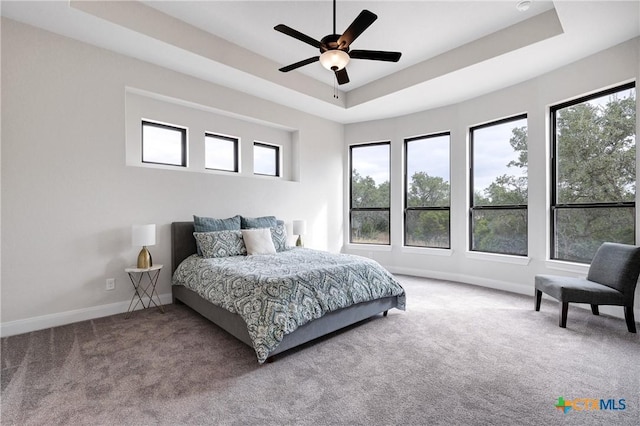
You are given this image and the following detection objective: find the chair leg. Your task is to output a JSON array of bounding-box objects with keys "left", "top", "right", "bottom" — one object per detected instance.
[
  {"left": 591, "top": 305, "right": 599, "bottom": 316},
  {"left": 559, "top": 302, "right": 568, "bottom": 328},
  {"left": 624, "top": 306, "right": 636, "bottom": 333},
  {"left": 535, "top": 290, "right": 542, "bottom": 311}
]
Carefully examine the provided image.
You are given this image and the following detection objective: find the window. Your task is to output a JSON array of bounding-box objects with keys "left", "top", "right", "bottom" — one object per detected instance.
[
  {"left": 405, "top": 133, "right": 451, "bottom": 248},
  {"left": 470, "top": 115, "right": 528, "bottom": 255},
  {"left": 205, "top": 133, "right": 238, "bottom": 172},
  {"left": 253, "top": 142, "right": 280, "bottom": 176},
  {"left": 551, "top": 83, "right": 636, "bottom": 263},
  {"left": 350, "top": 142, "right": 390, "bottom": 245},
  {"left": 141, "top": 120, "right": 186, "bottom": 166}
]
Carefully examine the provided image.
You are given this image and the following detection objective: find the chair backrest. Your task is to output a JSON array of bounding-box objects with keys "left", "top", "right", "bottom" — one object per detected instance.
[{"left": 587, "top": 242, "right": 640, "bottom": 297}]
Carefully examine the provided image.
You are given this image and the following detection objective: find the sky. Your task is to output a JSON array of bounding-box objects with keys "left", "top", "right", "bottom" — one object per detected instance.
[
  {"left": 352, "top": 117, "right": 527, "bottom": 194},
  {"left": 150, "top": 87, "right": 634, "bottom": 185},
  {"left": 142, "top": 124, "right": 184, "bottom": 165},
  {"left": 584, "top": 87, "right": 634, "bottom": 109},
  {"left": 205, "top": 135, "right": 236, "bottom": 171},
  {"left": 145, "top": 127, "right": 278, "bottom": 175},
  {"left": 253, "top": 143, "right": 278, "bottom": 175},
  {"left": 351, "top": 143, "right": 390, "bottom": 184},
  {"left": 472, "top": 117, "right": 527, "bottom": 191},
  {"left": 406, "top": 134, "right": 450, "bottom": 182}
]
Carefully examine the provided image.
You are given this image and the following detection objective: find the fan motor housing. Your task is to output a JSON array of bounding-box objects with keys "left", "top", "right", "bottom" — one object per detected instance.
[{"left": 320, "top": 34, "right": 349, "bottom": 53}]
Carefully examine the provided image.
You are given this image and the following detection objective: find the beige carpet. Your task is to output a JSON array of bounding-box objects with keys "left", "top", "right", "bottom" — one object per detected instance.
[{"left": 2, "top": 275, "right": 639, "bottom": 425}]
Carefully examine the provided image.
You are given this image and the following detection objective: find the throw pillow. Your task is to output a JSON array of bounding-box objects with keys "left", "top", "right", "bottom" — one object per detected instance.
[
  {"left": 270, "top": 223, "right": 288, "bottom": 252},
  {"left": 193, "top": 230, "right": 246, "bottom": 258},
  {"left": 240, "top": 215, "right": 277, "bottom": 229},
  {"left": 242, "top": 228, "right": 277, "bottom": 255},
  {"left": 193, "top": 215, "right": 241, "bottom": 255}
]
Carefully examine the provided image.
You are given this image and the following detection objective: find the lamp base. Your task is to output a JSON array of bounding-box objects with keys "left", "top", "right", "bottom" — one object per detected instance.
[
  {"left": 137, "top": 246, "right": 153, "bottom": 269},
  {"left": 296, "top": 236, "right": 303, "bottom": 247}
]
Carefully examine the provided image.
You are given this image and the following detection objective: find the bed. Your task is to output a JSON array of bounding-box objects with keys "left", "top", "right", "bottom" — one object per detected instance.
[{"left": 171, "top": 221, "right": 405, "bottom": 363}]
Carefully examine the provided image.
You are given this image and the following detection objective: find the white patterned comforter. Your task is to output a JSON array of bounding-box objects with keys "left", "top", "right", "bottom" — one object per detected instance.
[{"left": 172, "top": 248, "right": 406, "bottom": 363}]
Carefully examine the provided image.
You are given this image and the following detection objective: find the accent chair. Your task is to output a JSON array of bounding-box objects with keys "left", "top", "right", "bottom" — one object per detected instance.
[{"left": 534, "top": 242, "right": 640, "bottom": 333}]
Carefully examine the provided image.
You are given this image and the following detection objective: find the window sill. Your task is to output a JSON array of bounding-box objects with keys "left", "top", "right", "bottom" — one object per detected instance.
[
  {"left": 402, "top": 247, "right": 453, "bottom": 256},
  {"left": 465, "top": 251, "right": 531, "bottom": 265},
  {"left": 545, "top": 260, "right": 589, "bottom": 274},
  {"left": 344, "top": 244, "right": 392, "bottom": 252}
]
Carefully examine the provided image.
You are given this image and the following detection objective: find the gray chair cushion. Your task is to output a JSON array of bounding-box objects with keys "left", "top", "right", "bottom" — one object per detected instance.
[
  {"left": 587, "top": 242, "right": 640, "bottom": 295},
  {"left": 535, "top": 275, "right": 625, "bottom": 305}
]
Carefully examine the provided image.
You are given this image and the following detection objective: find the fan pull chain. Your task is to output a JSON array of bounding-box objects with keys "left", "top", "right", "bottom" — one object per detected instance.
[{"left": 333, "top": 75, "right": 339, "bottom": 99}]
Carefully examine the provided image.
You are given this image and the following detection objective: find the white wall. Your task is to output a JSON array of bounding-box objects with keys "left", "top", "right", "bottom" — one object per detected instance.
[
  {"left": 0, "top": 19, "right": 344, "bottom": 335},
  {"left": 124, "top": 90, "right": 298, "bottom": 182},
  {"left": 2, "top": 17, "right": 638, "bottom": 336},
  {"left": 343, "top": 37, "right": 640, "bottom": 319}
]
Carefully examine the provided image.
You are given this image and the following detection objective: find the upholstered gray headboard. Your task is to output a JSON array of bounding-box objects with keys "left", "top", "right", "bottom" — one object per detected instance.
[{"left": 171, "top": 222, "right": 197, "bottom": 273}]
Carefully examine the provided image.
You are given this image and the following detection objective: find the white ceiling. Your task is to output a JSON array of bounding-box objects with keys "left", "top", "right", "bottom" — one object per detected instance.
[{"left": 2, "top": 1, "right": 639, "bottom": 123}]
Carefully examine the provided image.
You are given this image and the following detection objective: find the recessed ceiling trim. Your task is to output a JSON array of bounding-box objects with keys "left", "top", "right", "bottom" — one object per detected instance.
[
  {"left": 70, "top": 0, "right": 562, "bottom": 113},
  {"left": 4, "top": 1, "right": 636, "bottom": 124},
  {"left": 69, "top": 0, "right": 348, "bottom": 106},
  {"left": 346, "top": 8, "right": 564, "bottom": 108}
]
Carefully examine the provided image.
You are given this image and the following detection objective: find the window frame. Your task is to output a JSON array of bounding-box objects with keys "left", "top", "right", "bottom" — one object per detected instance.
[
  {"left": 549, "top": 82, "right": 636, "bottom": 263},
  {"left": 469, "top": 113, "right": 528, "bottom": 256},
  {"left": 349, "top": 141, "right": 391, "bottom": 245},
  {"left": 205, "top": 132, "right": 239, "bottom": 173},
  {"left": 404, "top": 132, "right": 451, "bottom": 249},
  {"left": 141, "top": 120, "right": 187, "bottom": 167},
  {"left": 253, "top": 141, "right": 280, "bottom": 177}
]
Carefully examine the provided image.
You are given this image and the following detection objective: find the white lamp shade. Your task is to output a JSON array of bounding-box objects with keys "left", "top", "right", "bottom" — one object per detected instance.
[
  {"left": 319, "top": 50, "right": 350, "bottom": 71},
  {"left": 132, "top": 224, "right": 156, "bottom": 247},
  {"left": 292, "top": 220, "right": 307, "bottom": 235}
]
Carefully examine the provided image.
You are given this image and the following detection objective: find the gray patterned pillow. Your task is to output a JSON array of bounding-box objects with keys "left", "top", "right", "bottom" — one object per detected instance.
[
  {"left": 193, "top": 230, "right": 247, "bottom": 258},
  {"left": 193, "top": 215, "right": 241, "bottom": 255},
  {"left": 270, "top": 224, "right": 288, "bottom": 252}
]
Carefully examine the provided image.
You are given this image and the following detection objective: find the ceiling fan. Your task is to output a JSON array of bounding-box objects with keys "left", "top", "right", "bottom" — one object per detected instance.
[{"left": 274, "top": 0, "right": 402, "bottom": 85}]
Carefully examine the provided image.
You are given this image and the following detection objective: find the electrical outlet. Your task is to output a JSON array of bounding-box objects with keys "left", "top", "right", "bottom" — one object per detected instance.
[{"left": 105, "top": 278, "right": 116, "bottom": 291}]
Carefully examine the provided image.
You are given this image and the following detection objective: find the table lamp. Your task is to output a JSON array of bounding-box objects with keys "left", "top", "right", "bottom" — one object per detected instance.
[
  {"left": 292, "top": 220, "right": 307, "bottom": 247},
  {"left": 132, "top": 224, "right": 156, "bottom": 269}
]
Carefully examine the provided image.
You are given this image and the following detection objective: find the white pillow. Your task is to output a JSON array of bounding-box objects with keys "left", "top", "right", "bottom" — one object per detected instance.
[{"left": 241, "top": 228, "right": 277, "bottom": 255}]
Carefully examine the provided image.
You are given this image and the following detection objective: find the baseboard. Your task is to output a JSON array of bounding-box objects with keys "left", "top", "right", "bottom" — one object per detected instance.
[
  {"left": 2, "top": 269, "right": 635, "bottom": 337},
  {"left": 384, "top": 265, "right": 635, "bottom": 321},
  {"left": 385, "top": 265, "right": 532, "bottom": 296},
  {"left": 0, "top": 293, "right": 173, "bottom": 338}
]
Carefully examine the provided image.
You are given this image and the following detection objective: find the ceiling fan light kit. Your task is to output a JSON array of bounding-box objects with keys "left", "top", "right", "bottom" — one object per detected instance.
[
  {"left": 319, "top": 49, "right": 350, "bottom": 71},
  {"left": 274, "top": 0, "right": 402, "bottom": 85}
]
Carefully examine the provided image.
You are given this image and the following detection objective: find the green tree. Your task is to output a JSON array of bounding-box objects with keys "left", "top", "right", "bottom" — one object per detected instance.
[
  {"left": 407, "top": 172, "right": 450, "bottom": 207},
  {"left": 351, "top": 170, "right": 388, "bottom": 208},
  {"left": 406, "top": 172, "right": 450, "bottom": 246},
  {"left": 351, "top": 169, "right": 390, "bottom": 243},
  {"left": 473, "top": 125, "right": 528, "bottom": 254},
  {"left": 557, "top": 96, "right": 635, "bottom": 204},
  {"left": 554, "top": 93, "right": 635, "bottom": 262}
]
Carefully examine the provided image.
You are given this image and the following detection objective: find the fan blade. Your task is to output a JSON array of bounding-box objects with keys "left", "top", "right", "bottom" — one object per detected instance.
[
  {"left": 279, "top": 56, "right": 319, "bottom": 72},
  {"left": 274, "top": 24, "right": 322, "bottom": 49},
  {"left": 337, "top": 10, "right": 377, "bottom": 49},
  {"left": 335, "top": 68, "right": 349, "bottom": 85},
  {"left": 350, "top": 50, "right": 402, "bottom": 62}
]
